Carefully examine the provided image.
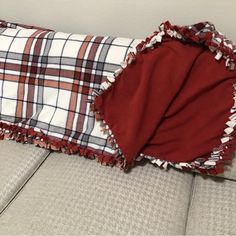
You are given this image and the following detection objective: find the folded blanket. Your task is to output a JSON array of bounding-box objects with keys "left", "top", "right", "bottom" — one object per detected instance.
[
  {"left": 93, "top": 21, "right": 236, "bottom": 175},
  {"left": 0, "top": 20, "right": 139, "bottom": 166}
]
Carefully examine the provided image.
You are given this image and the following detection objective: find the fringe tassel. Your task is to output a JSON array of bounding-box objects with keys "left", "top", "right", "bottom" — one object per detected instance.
[
  {"left": 0, "top": 121, "right": 128, "bottom": 169},
  {"left": 91, "top": 21, "right": 236, "bottom": 175}
]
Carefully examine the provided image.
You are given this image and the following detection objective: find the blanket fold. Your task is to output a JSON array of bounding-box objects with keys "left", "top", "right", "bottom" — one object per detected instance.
[{"left": 93, "top": 21, "right": 236, "bottom": 174}]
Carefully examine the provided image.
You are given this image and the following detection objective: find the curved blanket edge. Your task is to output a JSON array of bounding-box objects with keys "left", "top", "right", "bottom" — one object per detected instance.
[
  {"left": 91, "top": 21, "right": 236, "bottom": 175},
  {"left": 0, "top": 121, "right": 125, "bottom": 168}
]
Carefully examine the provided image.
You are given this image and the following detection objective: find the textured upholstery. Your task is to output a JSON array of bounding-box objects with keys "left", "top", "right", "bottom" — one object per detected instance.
[
  {"left": 0, "top": 152, "right": 193, "bottom": 235},
  {"left": 186, "top": 175, "right": 236, "bottom": 235},
  {"left": 217, "top": 153, "right": 236, "bottom": 181},
  {"left": 0, "top": 140, "right": 49, "bottom": 213}
]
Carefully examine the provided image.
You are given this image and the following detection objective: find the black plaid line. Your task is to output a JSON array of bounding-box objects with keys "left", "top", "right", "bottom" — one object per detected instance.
[
  {"left": 0, "top": 29, "right": 21, "bottom": 122},
  {"left": 45, "top": 33, "right": 73, "bottom": 136},
  {"left": 1, "top": 52, "right": 123, "bottom": 74},
  {"left": 0, "top": 96, "right": 88, "bottom": 114},
  {"left": 0, "top": 33, "right": 132, "bottom": 48},
  {"left": 78, "top": 37, "right": 116, "bottom": 145},
  {"left": 0, "top": 112, "right": 108, "bottom": 149},
  {"left": 68, "top": 36, "right": 104, "bottom": 140},
  {"left": 0, "top": 29, "right": 133, "bottom": 155},
  {"left": 28, "top": 31, "right": 56, "bottom": 127},
  {"left": 80, "top": 133, "right": 90, "bottom": 143},
  {"left": 0, "top": 28, "right": 6, "bottom": 34},
  {"left": 26, "top": 31, "right": 51, "bottom": 121}
]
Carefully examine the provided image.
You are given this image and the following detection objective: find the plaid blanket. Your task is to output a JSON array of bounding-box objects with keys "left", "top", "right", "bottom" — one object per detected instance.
[{"left": 0, "top": 21, "right": 139, "bottom": 165}]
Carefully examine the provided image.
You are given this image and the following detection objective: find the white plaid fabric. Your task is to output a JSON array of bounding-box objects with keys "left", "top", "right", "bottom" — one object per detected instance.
[{"left": 0, "top": 24, "right": 139, "bottom": 157}]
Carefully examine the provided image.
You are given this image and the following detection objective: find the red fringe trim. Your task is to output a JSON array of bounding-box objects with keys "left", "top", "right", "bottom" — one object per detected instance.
[
  {"left": 0, "top": 121, "right": 126, "bottom": 169},
  {"left": 136, "top": 21, "right": 236, "bottom": 175},
  {"left": 137, "top": 21, "right": 236, "bottom": 70},
  {"left": 91, "top": 21, "right": 236, "bottom": 175}
]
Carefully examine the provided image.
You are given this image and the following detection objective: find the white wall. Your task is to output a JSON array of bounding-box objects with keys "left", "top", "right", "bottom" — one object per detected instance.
[{"left": 0, "top": 0, "right": 235, "bottom": 41}]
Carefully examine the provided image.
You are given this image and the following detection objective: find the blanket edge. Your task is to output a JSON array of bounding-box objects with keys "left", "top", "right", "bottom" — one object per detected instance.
[{"left": 91, "top": 21, "right": 236, "bottom": 175}]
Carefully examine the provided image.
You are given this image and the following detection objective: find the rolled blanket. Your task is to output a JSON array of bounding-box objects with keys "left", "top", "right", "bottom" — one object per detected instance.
[{"left": 93, "top": 21, "right": 236, "bottom": 175}]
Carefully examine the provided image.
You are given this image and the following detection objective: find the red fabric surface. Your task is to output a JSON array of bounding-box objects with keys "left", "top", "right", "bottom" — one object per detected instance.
[{"left": 94, "top": 37, "right": 236, "bottom": 171}]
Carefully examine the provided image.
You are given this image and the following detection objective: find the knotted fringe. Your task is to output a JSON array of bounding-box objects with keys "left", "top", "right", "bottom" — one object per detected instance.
[
  {"left": 0, "top": 121, "right": 126, "bottom": 169},
  {"left": 91, "top": 21, "right": 236, "bottom": 175},
  {"left": 90, "top": 104, "right": 129, "bottom": 170}
]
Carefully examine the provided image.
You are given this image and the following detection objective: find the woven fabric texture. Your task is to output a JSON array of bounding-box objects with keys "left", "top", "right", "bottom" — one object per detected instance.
[
  {"left": 0, "top": 140, "right": 49, "bottom": 213},
  {"left": 186, "top": 175, "right": 236, "bottom": 235},
  {"left": 0, "top": 152, "right": 193, "bottom": 235},
  {"left": 217, "top": 153, "right": 236, "bottom": 181}
]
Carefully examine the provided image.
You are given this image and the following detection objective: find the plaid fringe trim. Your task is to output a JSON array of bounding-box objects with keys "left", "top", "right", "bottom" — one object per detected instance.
[
  {"left": 90, "top": 104, "right": 128, "bottom": 169},
  {"left": 0, "top": 121, "right": 126, "bottom": 169},
  {"left": 90, "top": 48, "right": 137, "bottom": 170},
  {"left": 145, "top": 81, "right": 236, "bottom": 175},
  {"left": 92, "top": 21, "right": 236, "bottom": 174}
]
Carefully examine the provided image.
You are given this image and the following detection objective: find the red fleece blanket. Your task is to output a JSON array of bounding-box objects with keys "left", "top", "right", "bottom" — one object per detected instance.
[{"left": 92, "top": 21, "right": 236, "bottom": 175}]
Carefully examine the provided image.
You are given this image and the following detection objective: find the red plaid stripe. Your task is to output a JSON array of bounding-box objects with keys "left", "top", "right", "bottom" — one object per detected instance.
[{"left": 0, "top": 25, "right": 139, "bottom": 155}]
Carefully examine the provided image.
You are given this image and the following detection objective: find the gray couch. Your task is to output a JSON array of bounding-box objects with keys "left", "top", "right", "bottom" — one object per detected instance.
[{"left": 0, "top": 140, "right": 236, "bottom": 235}]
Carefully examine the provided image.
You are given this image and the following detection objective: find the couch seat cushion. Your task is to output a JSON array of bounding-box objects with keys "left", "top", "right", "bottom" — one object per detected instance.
[
  {"left": 0, "top": 140, "right": 49, "bottom": 213},
  {"left": 186, "top": 175, "right": 236, "bottom": 235},
  {"left": 0, "top": 152, "right": 193, "bottom": 235}
]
